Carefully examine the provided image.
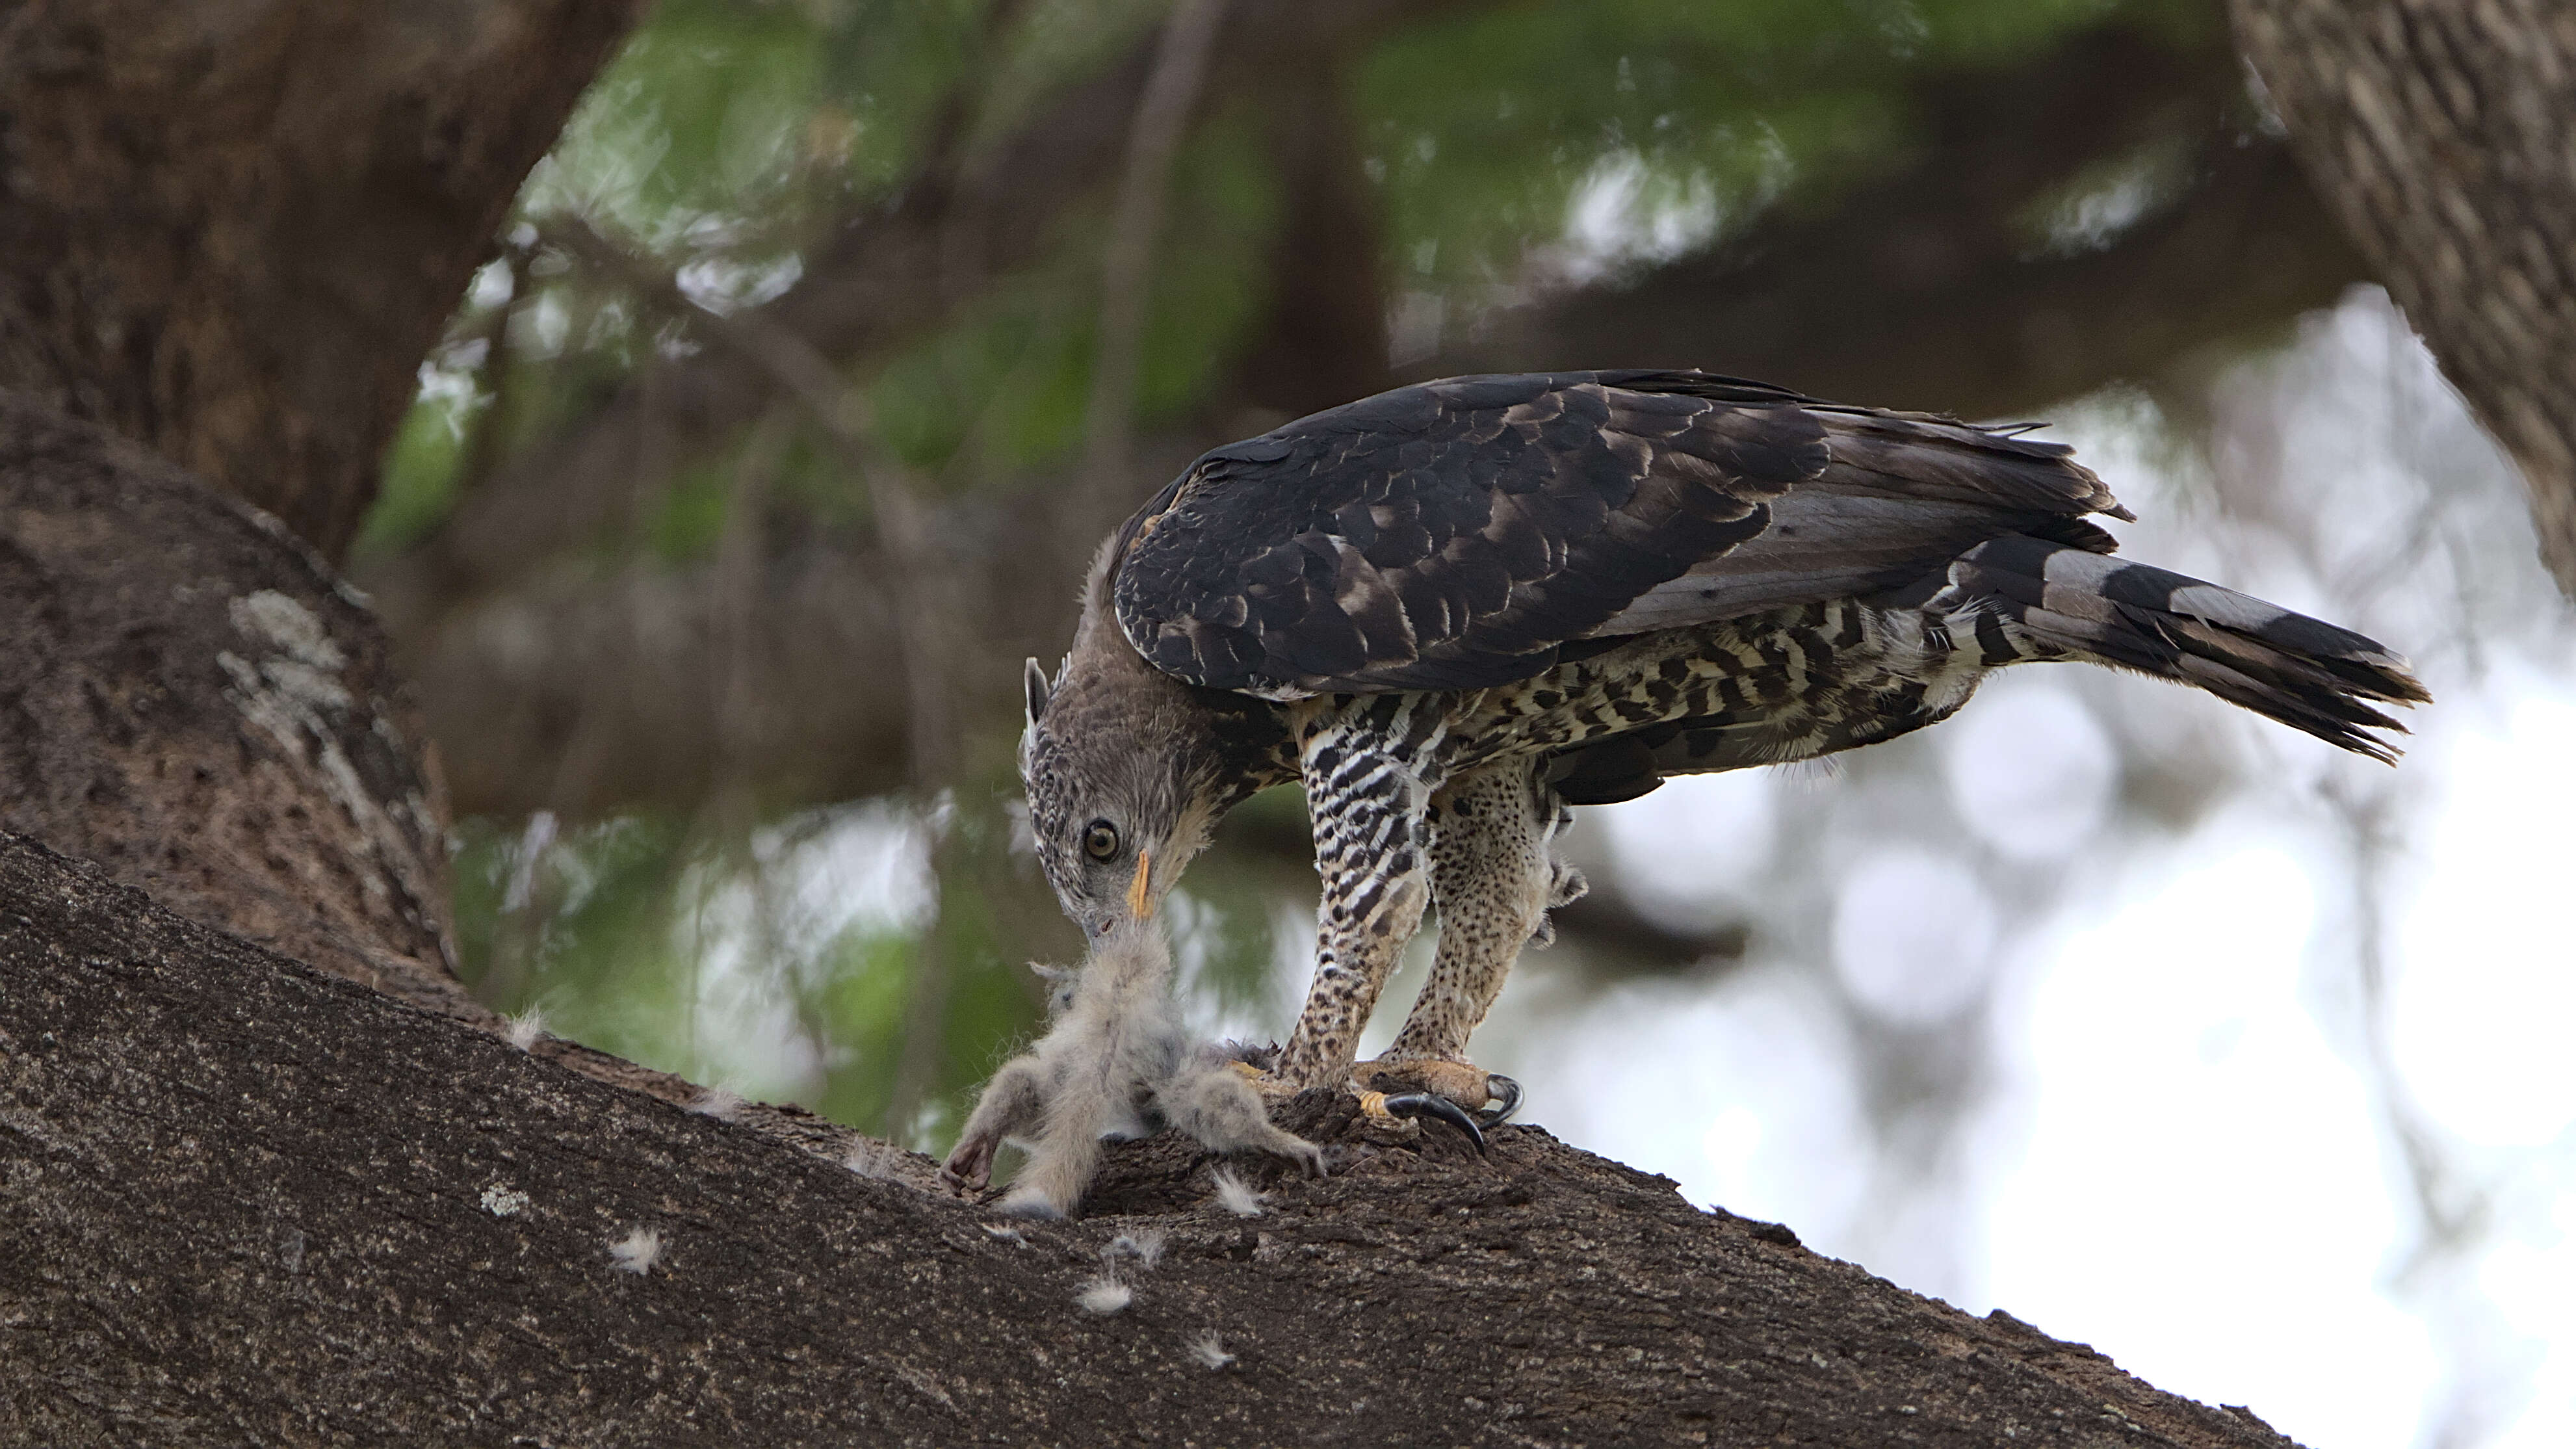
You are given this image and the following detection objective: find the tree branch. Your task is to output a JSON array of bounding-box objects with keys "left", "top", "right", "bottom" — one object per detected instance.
[
  {"left": 1229, "top": 54, "right": 1394, "bottom": 419},
  {"left": 404, "top": 0, "right": 1477, "bottom": 605},
  {"left": 1, "top": 831, "right": 2310, "bottom": 1449},
  {"left": 0, "top": 0, "right": 644, "bottom": 560},
  {"left": 0, "top": 388, "right": 905, "bottom": 1177},
  {"left": 534, "top": 214, "right": 1000, "bottom": 1134},
  {"left": 0, "top": 392, "right": 462, "bottom": 1010},
  {"left": 367, "top": 16, "right": 2371, "bottom": 826},
  {"left": 1084, "top": 0, "right": 1231, "bottom": 497}
]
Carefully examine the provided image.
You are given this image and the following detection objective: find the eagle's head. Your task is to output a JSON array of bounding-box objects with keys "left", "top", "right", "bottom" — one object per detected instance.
[
  {"left": 1021, "top": 537, "right": 1294, "bottom": 939},
  {"left": 1017, "top": 549, "right": 1227, "bottom": 939},
  {"left": 1019, "top": 686, "right": 1195, "bottom": 941}
]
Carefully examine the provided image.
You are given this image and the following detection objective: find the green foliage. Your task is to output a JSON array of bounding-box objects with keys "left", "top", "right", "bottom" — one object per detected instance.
[
  {"left": 359, "top": 386, "right": 473, "bottom": 556},
  {"left": 647, "top": 460, "right": 738, "bottom": 563},
  {"left": 865, "top": 107, "right": 1284, "bottom": 484},
  {"left": 452, "top": 798, "right": 1072, "bottom": 1145},
  {"left": 456, "top": 814, "right": 705, "bottom": 1071},
  {"left": 527, "top": 0, "right": 995, "bottom": 244},
  {"left": 807, "top": 928, "right": 922, "bottom": 1125},
  {"left": 1357, "top": 0, "right": 2171, "bottom": 293}
]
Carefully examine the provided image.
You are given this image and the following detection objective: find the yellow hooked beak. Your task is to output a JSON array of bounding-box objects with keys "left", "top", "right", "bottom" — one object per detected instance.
[{"left": 1126, "top": 849, "right": 1153, "bottom": 920}]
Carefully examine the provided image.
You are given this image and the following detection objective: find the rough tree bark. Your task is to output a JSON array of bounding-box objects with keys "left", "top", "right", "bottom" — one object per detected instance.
[
  {"left": 0, "top": 0, "right": 643, "bottom": 562},
  {"left": 0, "top": 0, "right": 883, "bottom": 1175},
  {"left": 0, "top": 395, "right": 459, "bottom": 1010},
  {"left": 0, "top": 0, "right": 635, "bottom": 1006},
  {"left": 1, "top": 835, "right": 2306, "bottom": 1449},
  {"left": 2232, "top": 0, "right": 2576, "bottom": 592},
  {"left": 0, "top": 397, "right": 876, "bottom": 1150}
]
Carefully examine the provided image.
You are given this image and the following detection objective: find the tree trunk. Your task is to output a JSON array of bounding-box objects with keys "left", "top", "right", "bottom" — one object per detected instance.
[
  {"left": 0, "top": 0, "right": 641, "bottom": 562},
  {"left": 0, "top": 0, "right": 640, "bottom": 980},
  {"left": 0, "top": 394, "right": 460, "bottom": 1009},
  {"left": 0, "top": 0, "right": 885, "bottom": 1171},
  {"left": 0, "top": 833, "right": 2306, "bottom": 1449},
  {"left": 2231, "top": 0, "right": 2576, "bottom": 592}
]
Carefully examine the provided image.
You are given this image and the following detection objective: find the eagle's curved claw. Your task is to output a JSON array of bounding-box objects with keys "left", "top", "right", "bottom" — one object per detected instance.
[
  {"left": 1362, "top": 1089, "right": 1487, "bottom": 1155},
  {"left": 1476, "top": 1073, "right": 1524, "bottom": 1127}
]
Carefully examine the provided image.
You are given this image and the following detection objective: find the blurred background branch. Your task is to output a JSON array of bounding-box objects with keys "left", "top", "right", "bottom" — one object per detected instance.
[
  {"left": 365, "top": 1, "right": 2371, "bottom": 828},
  {"left": 1084, "top": 0, "right": 1231, "bottom": 501}
]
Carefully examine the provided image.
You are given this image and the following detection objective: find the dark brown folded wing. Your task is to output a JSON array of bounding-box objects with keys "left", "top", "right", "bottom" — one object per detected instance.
[{"left": 1110, "top": 371, "right": 2126, "bottom": 698}]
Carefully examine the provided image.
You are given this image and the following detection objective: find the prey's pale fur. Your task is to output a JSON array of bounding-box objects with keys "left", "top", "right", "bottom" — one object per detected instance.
[{"left": 941, "top": 916, "right": 1323, "bottom": 1219}]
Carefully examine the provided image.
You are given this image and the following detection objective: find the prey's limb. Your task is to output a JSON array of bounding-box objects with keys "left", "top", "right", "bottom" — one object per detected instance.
[
  {"left": 941, "top": 1054, "right": 1050, "bottom": 1194},
  {"left": 996, "top": 1064, "right": 1120, "bottom": 1219},
  {"left": 1156, "top": 1058, "right": 1325, "bottom": 1177}
]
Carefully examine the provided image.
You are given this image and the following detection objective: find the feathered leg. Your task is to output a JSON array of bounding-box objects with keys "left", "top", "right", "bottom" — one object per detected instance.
[
  {"left": 1274, "top": 697, "right": 1444, "bottom": 1090},
  {"left": 1324, "top": 759, "right": 1555, "bottom": 1127},
  {"left": 1387, "top": 759, "right": 1559, "bottom": 1062}
]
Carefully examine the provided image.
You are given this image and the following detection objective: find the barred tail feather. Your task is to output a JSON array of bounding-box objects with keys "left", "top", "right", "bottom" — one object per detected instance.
[{"left": 1943, "top": 536, "right": 2430, "bottom": 762}]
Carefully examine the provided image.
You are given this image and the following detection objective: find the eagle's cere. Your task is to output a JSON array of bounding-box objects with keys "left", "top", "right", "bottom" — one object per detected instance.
[{"left": 1021, "top": 370, "right": 2426, "bottom": 1116}]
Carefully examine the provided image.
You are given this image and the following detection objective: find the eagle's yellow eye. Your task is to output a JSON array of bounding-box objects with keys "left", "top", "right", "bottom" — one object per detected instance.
[{"left": 1082, "top": 819, "right": 1121, "bottom": 861}]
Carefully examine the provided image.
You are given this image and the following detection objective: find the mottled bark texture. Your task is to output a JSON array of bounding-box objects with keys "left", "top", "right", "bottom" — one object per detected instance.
[
  {"left": 2233, "top": 0, "right": 2576, "bottom": 592},
  {"left": 0, "top": 834, "right": 2306, "bottom": 1449},
  {"left": 0, "top": 393, "right": 898, "bottom": 1160},
  {"left": 0, "top": 0, "right": 875, "bottom": 1162},
  {"left": 0, "top": 393, "right": 463, "bottom": 1010},
  {"left": 0, "top": 0, "right": 642, "bottom": 562}
]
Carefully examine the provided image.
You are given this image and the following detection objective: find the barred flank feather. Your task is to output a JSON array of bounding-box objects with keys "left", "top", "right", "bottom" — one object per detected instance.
[{"left": 1939, "top": 536, "right": 2430, "bottom": 761}]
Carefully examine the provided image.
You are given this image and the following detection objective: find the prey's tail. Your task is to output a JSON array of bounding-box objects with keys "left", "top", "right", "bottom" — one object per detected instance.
[{"left": 1939, "top": 536, "right": 2430, "bottom": 761}]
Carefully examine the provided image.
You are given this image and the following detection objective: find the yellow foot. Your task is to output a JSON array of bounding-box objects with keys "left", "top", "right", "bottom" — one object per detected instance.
[
  {"left": 1227, "top": 1058, "right": 1305, "bottom": 1106},
  {"left": 1351, "top": 1057, "right": 1523, "bottom": 1125},
  {"left": 1225, "top": 1056, "right": 1519, "bottom": 1153},
  {"left": 1356, "top": 1087, "right": 1489, "bottom": 1154},
  {"left": 1351, "top": 1056, "right": 1520, "bottom": 1156}
]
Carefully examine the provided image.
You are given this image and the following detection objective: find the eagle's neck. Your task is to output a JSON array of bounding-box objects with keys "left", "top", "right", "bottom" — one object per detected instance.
[{"left": 1060, "top": 575, "right": 1292, "bottom": 831}]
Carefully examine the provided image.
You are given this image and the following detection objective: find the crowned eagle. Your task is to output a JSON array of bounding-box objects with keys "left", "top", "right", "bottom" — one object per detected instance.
[{"left": 1019, "top": 371, "right": 2424, "bottom": 1124}]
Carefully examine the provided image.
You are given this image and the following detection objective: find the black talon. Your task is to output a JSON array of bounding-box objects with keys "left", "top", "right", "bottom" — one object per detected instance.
[
  {"left": 1476, "top": 1074, "right": 1524, "bottom": 1127},
  {"left": 1379, "top": 1091, "right": 1487, "bottom": 1155}
]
